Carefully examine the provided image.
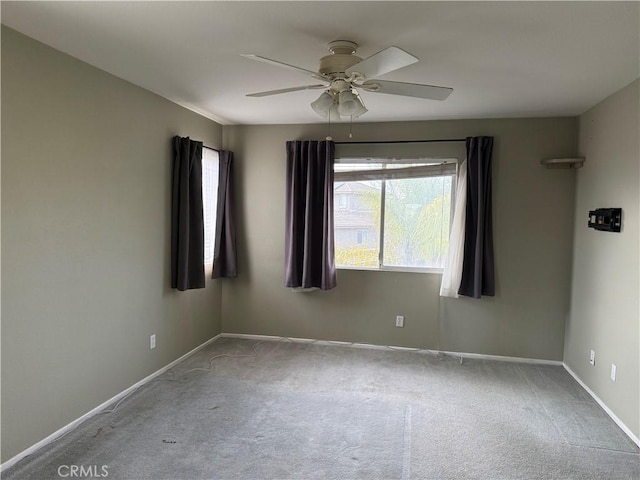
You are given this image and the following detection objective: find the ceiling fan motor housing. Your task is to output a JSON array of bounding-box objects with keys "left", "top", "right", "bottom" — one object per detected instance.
[{"left": 319, "top": 40, "right": 362, "bottom": 78}]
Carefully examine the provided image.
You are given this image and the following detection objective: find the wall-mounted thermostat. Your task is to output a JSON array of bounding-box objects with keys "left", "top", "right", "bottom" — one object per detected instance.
[{"left": 588, "top": 208, "right": 621, "bottom": 232}]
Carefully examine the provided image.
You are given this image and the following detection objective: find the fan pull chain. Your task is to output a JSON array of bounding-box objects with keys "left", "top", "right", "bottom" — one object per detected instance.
[{"left": 349, "top": 116, "right": 353, "bottom": 139}]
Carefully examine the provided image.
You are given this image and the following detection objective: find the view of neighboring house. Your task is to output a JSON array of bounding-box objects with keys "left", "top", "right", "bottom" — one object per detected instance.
[{"left": 334, "top": 181, "right": 380, "bottom": 253}]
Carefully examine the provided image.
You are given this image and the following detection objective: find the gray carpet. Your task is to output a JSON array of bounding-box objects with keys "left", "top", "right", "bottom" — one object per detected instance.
[{"left": 4, "top": 338, "right": 639, "bottom": 480}]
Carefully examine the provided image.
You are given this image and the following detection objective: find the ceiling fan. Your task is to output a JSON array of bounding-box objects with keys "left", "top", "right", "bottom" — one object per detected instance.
[{"left": 242, "top": 40, "right": 453, "bottom": 120}]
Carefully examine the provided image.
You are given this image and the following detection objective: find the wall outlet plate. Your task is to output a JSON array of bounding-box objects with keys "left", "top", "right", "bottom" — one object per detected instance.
[
  {"left": 395, "top": 315, "right": 404, "bottom": 328},
  {"left": 589, "top": 350, "right": 596, "bottom": 366},
  {"left": 610, "top": 364, "right": 616, "bottom": 382},
  {"left": 150, "top": 334, "right": 156, "bottom": 350}
]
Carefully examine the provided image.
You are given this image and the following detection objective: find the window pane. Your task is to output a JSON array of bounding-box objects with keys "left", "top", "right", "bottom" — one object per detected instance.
[
  {"left": 383, "top": 175, "right": 452, "bottom": 269},
  {"left": 334, "top": 180, "right": 381, "bottom": 268},
  {"left": 202, "top": 149, "right": 219, "bottom": 267}
]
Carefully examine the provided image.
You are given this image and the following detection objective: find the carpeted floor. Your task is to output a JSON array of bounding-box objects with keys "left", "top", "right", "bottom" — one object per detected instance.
[{"left": 4, "top": 337, "right": 639, "bottom": 479}]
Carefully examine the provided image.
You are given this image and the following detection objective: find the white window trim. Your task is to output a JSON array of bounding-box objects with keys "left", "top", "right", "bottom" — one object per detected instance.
[
  {"left": 338, "top": 265, "right": 445, "bottom": 274},
  {"left": 334, "top": 157, "right": 458, "bottom": 274}
]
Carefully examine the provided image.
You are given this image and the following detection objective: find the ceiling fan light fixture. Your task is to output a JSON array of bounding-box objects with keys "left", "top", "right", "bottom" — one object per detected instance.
[
  {"left": 311, "top": 91, "right": 335, "bottom": 118},
  {"left": 352, "top": 94, "right": 368, "bottom": 118},
  {"left": 337, "top": 90, "right": 358, "bottom": 116}
]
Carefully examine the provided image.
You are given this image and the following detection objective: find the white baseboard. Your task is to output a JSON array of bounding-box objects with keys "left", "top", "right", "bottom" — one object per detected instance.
[
  {"left": 221, "top": 333, "right": 563, "bottom": 365},
  {"left": 442, "top": 350, "right": 563, "bottom": 366},
  {"left": 563, "top": 363, "right": 640, "bottom": 448},
  {"left": 1, "top": 333, "right": 222, "bottom": 473},
  {"left": 221, "top": 332, "right": 401, "bottom": 350}
]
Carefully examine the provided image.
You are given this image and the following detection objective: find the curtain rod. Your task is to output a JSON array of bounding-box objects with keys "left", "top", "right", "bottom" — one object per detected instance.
[
  {"left": 203, "top": 145, "right": 220, "bottom": 152},
  {"left": 334, "top": 139, "right": 466, "bottom": 145}
]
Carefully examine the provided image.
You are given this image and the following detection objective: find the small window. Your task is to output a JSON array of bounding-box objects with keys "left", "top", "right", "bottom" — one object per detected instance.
[
  {"left": 202, "top": 147, "right": 220, "bottom": 268},
  {"left": 334, "top": 160, "right": 455, "bottom": 271}
]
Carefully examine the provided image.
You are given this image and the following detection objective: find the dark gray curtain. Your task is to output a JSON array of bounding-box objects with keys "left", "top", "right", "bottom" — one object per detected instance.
[
  {"left": 171, "top": 136, "right": 205, "bottom": 291},
  {"left": 285, "top": 140, "right": 337, "bottom": 290},
  {"left": 212, "top": 150, "right": 237, "bottom": 278},
  {"left": 459, "top": 136, "right": 495, "bottom": 298}
]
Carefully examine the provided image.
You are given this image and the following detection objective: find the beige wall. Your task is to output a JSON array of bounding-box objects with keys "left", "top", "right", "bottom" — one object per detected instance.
[
  {"left": 222, "top": 117, "right": 577, "bottom": 360},
  {"left": 564, "top": 79, "right": 640, "bottom": 439},
  {"left": 1, "top": 27, "right": 223, "bottom": 461}
]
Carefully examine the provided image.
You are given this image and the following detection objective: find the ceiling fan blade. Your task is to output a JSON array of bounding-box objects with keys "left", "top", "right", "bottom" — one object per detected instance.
[
  {"left": 362, "top": 80, "right": 453, "bottom": 101},
  {"left": 241, "top": 54, "right": 327, "bottom": 81},
  {"left": 345, "top": 46, "right": 418, "bottom": 79},
  {"left": 246, "top": 85, "right": 326, "bottom": 97}
]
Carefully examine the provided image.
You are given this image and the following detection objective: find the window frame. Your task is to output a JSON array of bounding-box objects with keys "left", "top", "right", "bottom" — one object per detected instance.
[{"left": 334, "top": 157, "right": 458, "bottom": 274}]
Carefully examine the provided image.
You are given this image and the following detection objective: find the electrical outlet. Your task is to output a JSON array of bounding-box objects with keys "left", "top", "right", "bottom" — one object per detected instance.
[
  {"left": 150, "top": 334, "right": 156, "bottom": 350},
  {"left": 395, "top": 315, "right": 404, "bottom": 328},
  {"left": 589, "top": 350, "right": 595, "bottom": 366},
  {"left": 610, "top": 364, "right": 616, "bottom": 382}
]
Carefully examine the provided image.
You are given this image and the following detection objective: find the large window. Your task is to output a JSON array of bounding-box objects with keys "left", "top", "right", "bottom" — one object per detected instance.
[
  {"left": 202, "top": 147, "right": 219, "bottom": 268},
  {"left": 334, "top": 160, "right": 456, "bottom": 271}
]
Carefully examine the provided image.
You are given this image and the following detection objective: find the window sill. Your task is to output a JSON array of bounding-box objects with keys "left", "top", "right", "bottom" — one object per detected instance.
[{"left": 337, "top": 265, "right": 443, "bottom": 275}]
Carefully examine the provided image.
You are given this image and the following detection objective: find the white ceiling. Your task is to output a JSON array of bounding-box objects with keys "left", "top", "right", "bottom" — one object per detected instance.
[{"left": 2, "top": 1, "right": 638, "bottom": 125}]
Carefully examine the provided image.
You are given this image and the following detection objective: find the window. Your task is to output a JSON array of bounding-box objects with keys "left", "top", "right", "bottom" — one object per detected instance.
[
  {"left": 334, "top": 160, "right": 456, "bottom": 271},
  {"left": 202, "top": 147, "right": 220, "bottom": 268}
]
